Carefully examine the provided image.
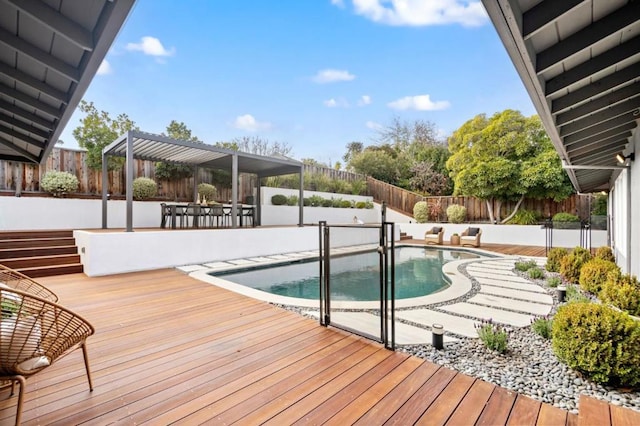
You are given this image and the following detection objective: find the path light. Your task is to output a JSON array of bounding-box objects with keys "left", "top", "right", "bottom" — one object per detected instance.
[
  {"left": 557, "top": 285, "right": 566, "bottom": 303},
  {"left": 432, "top": 323, "right": 444, "bottom": 350}
]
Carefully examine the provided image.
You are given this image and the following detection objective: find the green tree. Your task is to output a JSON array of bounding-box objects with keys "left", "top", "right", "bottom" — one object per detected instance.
[
  {"left": 342, "top": 141, "right": 364, "bottom": 165},
  {"left": 447, "top": 110, "right": 572, "bottom": 223},
  {"left": 348, "top": 149, "right": 399, "bottom": 183},
  {"left": 409, "top": 161, "right": 449, "bottom": 196},
  {"left": 72, "top": 100, "right": 138, "bottom": 170},
  {"left": 231, "top": 136, "right": 293, "bottom": 157}
]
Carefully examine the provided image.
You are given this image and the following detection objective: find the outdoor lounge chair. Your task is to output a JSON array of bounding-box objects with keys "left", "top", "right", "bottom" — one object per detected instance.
[
  {"left": 461, "top": 227, "right": 482, "bottom": 247},
  {"left": 0, "top": 264, "right": 58, "bottom": 302},
  {"left": 424, "top": 227, "right": 444, "bottom": 245},
  {"left": 0, "top": 288, "right": 94, "bottom": 425}
]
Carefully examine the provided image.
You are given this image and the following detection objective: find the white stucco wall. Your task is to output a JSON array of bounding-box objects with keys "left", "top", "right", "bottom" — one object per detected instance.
[
  {"left": 397, "top": 223, "right": 607, "bottom": 248},
  {"left": 75, "top": 226, "right": 383, "bottom": 276},
  {"left": 260, "top": 187, "right": 372, "bottom": 205},
  {"left": 0, "top": 197, "right": 165, "bottom": 230}
]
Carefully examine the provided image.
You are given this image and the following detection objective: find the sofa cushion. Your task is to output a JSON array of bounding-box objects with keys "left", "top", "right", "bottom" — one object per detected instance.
[
  {"left": 431, "top": 227, "right": 442, "bottom": 234},
  {"left": 467, "top": 227, "right": 480, "bottom": 237}
]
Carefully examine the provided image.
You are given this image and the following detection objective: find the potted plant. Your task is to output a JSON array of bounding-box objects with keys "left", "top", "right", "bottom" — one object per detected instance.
[{"left": 450, "top": 233, "right": 461, "bottom": 246}]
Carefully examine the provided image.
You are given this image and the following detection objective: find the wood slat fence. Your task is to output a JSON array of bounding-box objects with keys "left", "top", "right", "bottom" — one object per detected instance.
[{"left": 366, "top": 177, "right": 592, "bottom": 222}]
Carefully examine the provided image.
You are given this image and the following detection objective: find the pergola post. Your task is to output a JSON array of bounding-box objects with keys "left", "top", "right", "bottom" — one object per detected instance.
[
  {"left": 125, "top": 131, "right": 134, "bottom": 232},
  {"left": 255, "top": 174, "right": 261, "bottom": 226},
  {"left": 231, "top": 154, "right": 238, "bottom": 228},
  {"left": 193, "top": 166, "right": 199, "bottom": 202},
  {"left": 298, "top": 169, "right": 304, "bottom": 226},
  {"left": 101, "top": 151, "right": 108, "bottom": 229}
]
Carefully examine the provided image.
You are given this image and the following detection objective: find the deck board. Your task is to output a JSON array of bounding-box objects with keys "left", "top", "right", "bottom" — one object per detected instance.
[{"left": 0, "top": 267, "right": 617, "bottom": 425}]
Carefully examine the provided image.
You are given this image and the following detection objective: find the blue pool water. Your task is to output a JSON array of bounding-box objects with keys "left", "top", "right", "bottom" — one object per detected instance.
[{"left": 212, "top": 247, "right": 481, "bottom": 301}]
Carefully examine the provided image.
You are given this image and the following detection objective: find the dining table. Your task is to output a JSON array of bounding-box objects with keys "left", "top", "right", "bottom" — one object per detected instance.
[{"left": 160, "top": 203, "right": 255, "bottom": 229}]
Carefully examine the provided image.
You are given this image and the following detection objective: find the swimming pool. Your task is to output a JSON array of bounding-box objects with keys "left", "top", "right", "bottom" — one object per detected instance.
[{"left": 211, "top": 246, "right": 480, "bottom": 301}]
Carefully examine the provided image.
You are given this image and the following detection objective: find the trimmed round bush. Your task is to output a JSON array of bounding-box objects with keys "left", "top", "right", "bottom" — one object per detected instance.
[
  {"left": 559, "top": 247, "right": 592, "bottom": 284},
  {"left": 507, "top": 209, "right": 539, "bottom": 225},
  {"left": 197, "top": 183, "right": 217, "bottom": 201},
  {"left": 340, "top": 200, "right": 352, "bottom": 208},
  {"left": 546, "top": 247, "right": 568, "bottom": 272},
  {"left": 552, "top": 302, "right": 640, "bottom": 386},
  {"left": 355, "top": 201, "right": 366, "bottom": 209},
  {"left": 413, "top": 201, "right": 428, "bottom": 223},
  {"left": 595, "top": 246, "right": 615, "bottom": 263},
  {"left": 332, "top": 198, "right": 342, "bottom": 208},
  {"left": 552, "top": 212, "right": 581, "bottom": 229},
  {"left": 303, "top": 197, "right": 311, "bottom": 206},
  {"left": 446, "top": 204, "right": 467, "bottom": 223},
  {"left": 271, "top": 194, "right": 287, "bottom": 205},
  {"left": 321, "top": 199, "right": 333, "bottom": 207},
  {"left": 601, "top": 273, "right": 640, "bottom": 316},
  {"left": 132, "top": 177, "right": 157, "bottom": 200},
  {"left": 40, "top": 171, "right": 79, "bottom": 197},
  {"left": 579, "top": 258, "right": 619, "bottom": 294},
  {"left": 286, "top": 195, "right": 299, "bottom": 206},
  {"left": 364, "top": 201, "right": 374, "bottom": 209}
]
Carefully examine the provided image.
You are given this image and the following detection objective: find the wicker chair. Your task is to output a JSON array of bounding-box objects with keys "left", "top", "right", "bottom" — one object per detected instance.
[
  {"left": 460, "top": 227, "right": 482, "bottom": 247},
  {"left": 0, "top": 288, "right": 94, "bottom": 425},
  {"left": 424, "top": 227, "right": 444, "bottom": 245},
  {"left": 0, "top": 264, "right": 58, "bottom": 302}
]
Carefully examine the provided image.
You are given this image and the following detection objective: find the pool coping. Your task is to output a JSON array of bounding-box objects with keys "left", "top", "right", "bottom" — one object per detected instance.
[{"left": 189, "top": 243, "right": 507, "bottom": 309}]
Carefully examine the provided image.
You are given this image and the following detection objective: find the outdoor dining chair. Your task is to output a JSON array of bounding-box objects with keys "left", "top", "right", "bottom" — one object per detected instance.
[{"left": 0, "top": 288, "right": 95, "bottom": 425}]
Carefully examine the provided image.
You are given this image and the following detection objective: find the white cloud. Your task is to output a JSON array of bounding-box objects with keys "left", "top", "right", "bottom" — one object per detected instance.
[
  {"left": 331, "top": 0, "right": 345, "bottom": 8},
  {"left": 387, "top": 94, "right": 451, "bottom": 111},
  {"left": 323, "top": 98, "right": 349, "bottom": 108},
  {"left": 232, "top": 114, "right": 272, "bottom": 132},
  {"left": 341, "top": 0, "right": 488, "bottom": 27},
  {"left": 366, "top": 121, "right": 383, "bottom": 130},
  {"left": 126, "top": 36, "right": 175, "bottom": 57},
  {"left": 96, "top": 59, "right": 112, "bottom": 75},
  {"left": 312, "top": 69, "right": 355, "bottom": 83},
  {"left": 357, "top": 95, "right": 372, "bottom": 106}
]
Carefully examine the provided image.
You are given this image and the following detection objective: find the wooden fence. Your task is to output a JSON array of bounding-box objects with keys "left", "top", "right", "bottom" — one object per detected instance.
[
  {"left": 0, "top": 148, "right": 364, "bottom": 202},
  {"left": 366, "top": 176, "right": 592, "bottom": 222}
]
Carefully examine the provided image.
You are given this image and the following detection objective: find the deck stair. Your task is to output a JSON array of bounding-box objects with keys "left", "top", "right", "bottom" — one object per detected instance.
[
  {"left": 399, "top": 231, "right": 413, "bottom": 241},
  {"left": 0, "top": 230, "right": 83, "bottom": 277}
]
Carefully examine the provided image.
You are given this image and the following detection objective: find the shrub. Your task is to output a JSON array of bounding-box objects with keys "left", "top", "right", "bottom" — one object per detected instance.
[
  {"left": 350, "top": 179, "right": 366, "bottom": 195},
  {"left": 364, "top": 201, "right": 374, "bottom": 209},
  {"left": 271, "top": 194, "right": 287, "bottom": 205},
  {"left": 475, "top": 319, "right": 508, "bottom": 354},
  {"left": 286, "top": 195, "right": 299, "bottom": 206},
  {"left": 531, "top": 316, "right": 552, "bottom": 339},
  {"left": 197, "top": 183, "right": 217, "bottom": 201},
  {"left": 553, "top": 212, "right": 581, "bottom": 229},
  {"left": 446, "top": 204, "right": 467, "bottom": 223},
  {"left": 546, "top": 248, "right": 569, "bottom": 272},
  {"left": 340, "top": 200, "right": 352, "bottom": 208},
  {"left": 552, "top": 302, "right": 640, "bottom": 386},
  {"left": 321, "top": 199, "right": 333, "bottom": 207},
  {"left": 601, "top": 274, "right": 640, "bottom": 316},
  {"left": 308, "top": 195, "right": 324, "bottom": 207},
  {"left": 40, "top": 171, "right": 79, "bottom": 196},
  {"left": 595, "top": 246, "right": 615, "bottom": 263},
  {"left": 355, "top": 201, "right": 366, "bottom": 209},
  {"left": 528, "top": 267, "right": 545, "bottom": 280},
  {"left": 515, "top": 259, "right": 537, "bottom": 272},
  {"left": 547, "top": 276, "right": 561, "bottom": 288},
  {"left": 559, "top": 247, "right": 592, "bottom": 284},
  {"left": 332, "top": 198, "right": 342, "bottom": 208},
  {"left": 132, "top": 177, "right": 157, "bottom": 200},
  {"left": 303, "top": 197, "right": 311, "bottom": 206},
  {"left": 507, "top": 209, "right": 540, "bottom": 225},
  {"left": 413, "top": 201, "right": 428, "bottom": 223},
  {"left": 330, "top": 179, "right": 351, "bottom": 195},
  {"left": 566, "top": 284, "right": 589, "bottom": 303},
  {"left": 579, "top": 258, "right": 619, "bottom": 294}
]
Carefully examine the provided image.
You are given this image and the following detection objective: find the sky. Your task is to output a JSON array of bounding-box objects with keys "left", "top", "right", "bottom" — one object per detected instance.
[{"left": 59, "top": 0, "right": 537, "bottom": 165}]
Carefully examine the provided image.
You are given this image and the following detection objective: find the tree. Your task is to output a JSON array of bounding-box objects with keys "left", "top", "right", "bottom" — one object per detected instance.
[
  {"left": 72, "top": 100, "right": 138, "bottom": 170},
  {"left": 376, "top": 116, "right": 442, "bottom": 153},
  {"left": 164, "top": 120, "right": 201, "bottom": 142},
  {"left": 447, "top": 110, "right": 573, "bottom": 223},
  {"left": 348, "top": 149, "right": 399, "bottom": 183},
  {"left": 154, "top": 121, "right": 202, "bottom": 199},
  {"left": 409, "top": 161, "right": 449, "bottom": 196},
  {"left": 342, "top": 141, "right": 363, "bottom": 165},
  {"left": 301, "top": 158, "right": 328, "bottom": 168},
  {"left": 231, "top": 136, "right": 293, "bottom": 157}
]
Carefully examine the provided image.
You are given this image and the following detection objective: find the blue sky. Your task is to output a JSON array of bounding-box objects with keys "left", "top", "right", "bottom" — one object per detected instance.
[{"left": 60, "top": 0, "right": 537, "bottom": 165}]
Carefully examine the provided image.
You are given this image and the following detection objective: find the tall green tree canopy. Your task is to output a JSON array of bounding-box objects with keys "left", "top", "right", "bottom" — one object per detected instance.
[
  {"left": 446, "top": 110, "right": 573, "bottom": 223},
  {"left": 72, "top": 100, "right": 138, "bottom": 170}
]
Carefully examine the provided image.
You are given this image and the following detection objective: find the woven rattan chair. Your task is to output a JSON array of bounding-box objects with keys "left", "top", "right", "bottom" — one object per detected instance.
[
  {"left": 0, "top": 288, "right": 94, "bottom": 425},
  {"left": 460, "top": 227, "right": 482, "bottom": 247},
  {"left": 424, "top": 227, "right": 444, "bottom": 245},
  {"left": 0, "top": 264, "right": 58, "bottom": 302}
]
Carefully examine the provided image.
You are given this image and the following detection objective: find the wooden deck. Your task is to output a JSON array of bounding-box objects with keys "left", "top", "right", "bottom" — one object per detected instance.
[
  {"left": 405, "top": 240, "right": 549, "bottom": 257},
  {"left": 0, "top": 267, "right": 586, "bottom": 425}
]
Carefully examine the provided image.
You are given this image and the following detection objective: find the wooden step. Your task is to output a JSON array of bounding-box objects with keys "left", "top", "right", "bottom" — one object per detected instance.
[
  {"left": 16, "top": 263, "right": 83, "bottom": 278},
  {"left": 0, "top": 245, "right": 78, "bottom": 260},
  {"left": 0, "top": 230, "right": 73, "bottom": 240},
  {"left": 0, "top": 237, "right": 76, "bottom": 249},
  {"left": 0, "top": 253, "right": 81, "bottom": 270}
]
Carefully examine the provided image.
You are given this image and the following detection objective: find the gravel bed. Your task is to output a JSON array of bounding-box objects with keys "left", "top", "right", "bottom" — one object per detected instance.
[{"left": 274, "top": 257, "right": 640, "bottom": 414}]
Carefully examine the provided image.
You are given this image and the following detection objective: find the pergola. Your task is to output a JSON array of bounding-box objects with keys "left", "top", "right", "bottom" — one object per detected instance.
[{"left": 101, "top": 130, "right": 304, "bottom": 232}]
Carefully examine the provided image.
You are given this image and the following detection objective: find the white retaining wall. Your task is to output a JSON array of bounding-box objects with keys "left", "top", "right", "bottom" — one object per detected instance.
[{"left": 75, "top": 226, "right": 383, "bottom": 276}]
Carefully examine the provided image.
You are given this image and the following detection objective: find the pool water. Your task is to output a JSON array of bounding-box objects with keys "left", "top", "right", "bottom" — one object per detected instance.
[{"left": 212, "top": 247, "right": 480, "bottom": 301}]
